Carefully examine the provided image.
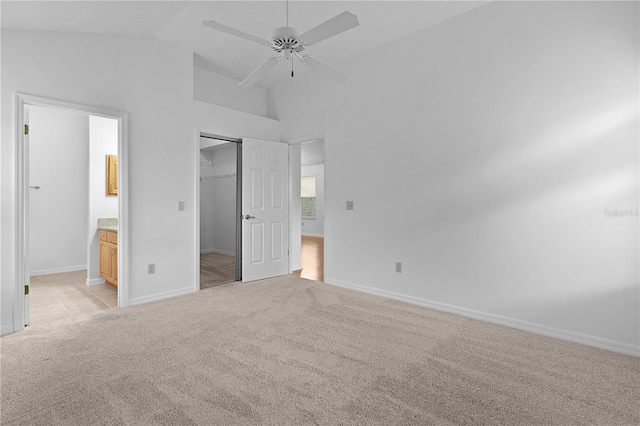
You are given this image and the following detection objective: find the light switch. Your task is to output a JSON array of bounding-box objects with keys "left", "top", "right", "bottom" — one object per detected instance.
[
  {"left": 178, "top": 201, "right": 185, "bottom": 211},
  {"left": 346, "top": 201, "right": 354, "bottom": 210}
]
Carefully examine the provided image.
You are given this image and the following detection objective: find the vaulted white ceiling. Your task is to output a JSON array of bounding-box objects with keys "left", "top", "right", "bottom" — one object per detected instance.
[{"left": 1, "top": 1, "right": 490, "bottom": 88}]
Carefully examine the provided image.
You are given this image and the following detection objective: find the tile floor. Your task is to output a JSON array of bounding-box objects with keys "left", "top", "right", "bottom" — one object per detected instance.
[{"left": 28, "top": 270, "right": 117, "bottom": 326}]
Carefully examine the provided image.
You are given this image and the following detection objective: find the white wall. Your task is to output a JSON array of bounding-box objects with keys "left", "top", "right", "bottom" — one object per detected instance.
[
  {"left": 193, "top": 100, "right": 282, "bottom": 142},
  {"left": 301, "top": 164, "right": 325, "bottom": 237},
  {"left": 194, "top": 65, "right": 267, "bottom": 118},
  {"left": 268, "top": 2, "right": 639, "bottom": 354},
  {"left": 2, "top": 30, "right": 282, "bottom": 334},
  {"left": 88, "top": 115, "right": 118, "bottom": 284},
  {"left": 28, "top": 106, "right": 89, "bottom": 275},
  {"left": 200, "top": 144, "right": 237, "bottom": 256}
]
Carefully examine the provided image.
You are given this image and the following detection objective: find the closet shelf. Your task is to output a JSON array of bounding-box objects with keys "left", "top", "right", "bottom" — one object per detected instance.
[{"left": 200, "top": 173, "right": 236, "bottom": 183}]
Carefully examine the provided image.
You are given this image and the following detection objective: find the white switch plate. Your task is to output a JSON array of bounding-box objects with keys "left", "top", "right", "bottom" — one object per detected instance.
[
  {"left": 178, "top": 201, "right": 185, "bottom": 211},
  {"left": 346, "top": 201, "right": 354, "bottom": 210},
  {"left": 148, "top": 263, "right": 155, "bottom": 274}
]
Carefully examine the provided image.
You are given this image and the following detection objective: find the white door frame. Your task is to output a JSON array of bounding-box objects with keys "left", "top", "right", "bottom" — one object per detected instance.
[
  {"left": 289, "top": 135, "right": 328, "bottom": 281},
  {"left": 13, "top": 93, "right": 129, "bottom": 332},
  {"left": 194, "top": 130, "right": 242, "bottom": 290}
]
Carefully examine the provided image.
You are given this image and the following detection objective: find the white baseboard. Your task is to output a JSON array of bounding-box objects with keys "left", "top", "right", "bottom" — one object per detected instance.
[
  {"left": 200, "top": 248, "right": 235, "bottom": 257},
  {"left": 86, "top": 278, "right": 106, "bottom": 286},
  {"left": 325, "top": 278, "right": 640, "bottom": 358},
  {"left": 301, "top": 233, "right": 324, "bottom": 237},
  {"left": 30, "top": 265, "right": 86, "bottom": 277},
  {"left": 128, "top": 287, "right": 195, "bottom": 307}
]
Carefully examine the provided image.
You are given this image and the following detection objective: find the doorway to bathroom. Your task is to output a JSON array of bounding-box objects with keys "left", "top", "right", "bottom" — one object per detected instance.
[
  {"left": 14, "top": 93, "right": 128, "bottom": 333},
  {"left": 198, "top": 134, "right": 241, "bottom": 289},
  {"left": 26, "top": 106, "right": 119, "bottom": 325}
]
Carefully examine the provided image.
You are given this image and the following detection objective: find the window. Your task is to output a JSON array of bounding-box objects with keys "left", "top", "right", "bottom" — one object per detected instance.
[{"left": 301, "top": 176, "right": 316, "bottom": 219}]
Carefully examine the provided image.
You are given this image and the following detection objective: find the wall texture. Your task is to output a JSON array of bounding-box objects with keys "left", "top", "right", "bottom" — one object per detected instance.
[
  {"left": 28, "top": 106, "right": 89, "bottom": 274},
  {"left": 268, "top": 1, "right": 640, "bottom": 354}
]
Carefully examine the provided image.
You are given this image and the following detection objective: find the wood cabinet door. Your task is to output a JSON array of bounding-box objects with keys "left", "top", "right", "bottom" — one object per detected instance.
[
  {"left": 111, "top": 247, "right": 118, "bottom": 286},
  {"left": 99, "top": 241, "right": 113, "bottom": 282}
]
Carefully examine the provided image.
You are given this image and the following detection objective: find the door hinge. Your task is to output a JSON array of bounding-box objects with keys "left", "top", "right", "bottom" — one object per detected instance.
[
  {"left": 24, "top": 124, "right": 29, "bottom": 135},
  {"left": 24, "top": 284, "right": 29, "bottom": 295}
]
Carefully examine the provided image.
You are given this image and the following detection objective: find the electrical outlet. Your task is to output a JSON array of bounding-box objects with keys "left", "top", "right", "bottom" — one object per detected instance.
[
  {"left": 396, "top": 262, "right": 402, "bottom": 273},
  {"left": 178, "top": 201, "right": 185, "bottom": 212},
  {"left": 346, "top": 201, "right": 354, "bottom": 210},
  {"left": 148, "top": 263, "right": 155, "bottom": 274}
]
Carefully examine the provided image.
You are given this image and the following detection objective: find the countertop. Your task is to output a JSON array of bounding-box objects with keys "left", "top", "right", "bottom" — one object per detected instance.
[{"left": 98, "top": 218, "right": 118, "bottom": 233}]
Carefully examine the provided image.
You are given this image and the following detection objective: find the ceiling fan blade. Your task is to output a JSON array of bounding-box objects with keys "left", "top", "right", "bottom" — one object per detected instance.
[
  {"left": 239, "top": 57, "right": 279, "bottom": 87},
  {"left": 203, "top": 20, "right": 270, "bottom": 46},
  {"left": 300, "top": 11, "right": 359, "bottom": 46},
  {"left": 302, "top": 56, "right": 348, "bottom": 82}
]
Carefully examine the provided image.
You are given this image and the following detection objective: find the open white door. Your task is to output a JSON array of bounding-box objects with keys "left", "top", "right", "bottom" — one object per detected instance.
[{"left": 242, "top": 138, "right": 289, "bottom": 282}]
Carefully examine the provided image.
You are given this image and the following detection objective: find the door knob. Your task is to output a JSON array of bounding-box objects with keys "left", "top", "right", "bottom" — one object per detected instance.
[{"left": 244, "top": 214, "right": 256, "bottom": 220}]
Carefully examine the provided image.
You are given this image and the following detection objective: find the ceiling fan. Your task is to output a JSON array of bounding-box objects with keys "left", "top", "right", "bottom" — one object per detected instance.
[{"left": 203, "top": 2, "right": 359, "bottom": 87}]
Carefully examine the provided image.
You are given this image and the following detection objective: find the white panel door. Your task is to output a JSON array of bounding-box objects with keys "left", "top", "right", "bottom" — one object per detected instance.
[{"left": 242, "top": 138, "right": 289, "bottom": 282}]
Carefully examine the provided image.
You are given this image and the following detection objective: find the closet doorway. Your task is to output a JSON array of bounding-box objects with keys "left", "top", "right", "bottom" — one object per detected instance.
[{"left": 198, "top": 134, "right": 241, "bottom": 289}]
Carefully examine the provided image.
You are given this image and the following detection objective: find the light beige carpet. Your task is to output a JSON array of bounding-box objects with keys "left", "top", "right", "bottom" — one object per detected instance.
[
  {"left": 200, "top": 252, "right": 236, "bottom": 289},
  {"left": 1, "top": 276, "right": 638, "bottom": 425}
]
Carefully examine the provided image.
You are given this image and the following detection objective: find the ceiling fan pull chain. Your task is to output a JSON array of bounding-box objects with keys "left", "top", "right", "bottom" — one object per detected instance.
[{"left": 291, "top": 56, "right": 294, "bottom": 77}]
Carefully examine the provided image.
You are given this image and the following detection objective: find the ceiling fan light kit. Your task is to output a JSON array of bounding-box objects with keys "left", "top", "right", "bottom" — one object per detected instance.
[{"left": 203, "top": 5, "right": 359, "bottom": 87}]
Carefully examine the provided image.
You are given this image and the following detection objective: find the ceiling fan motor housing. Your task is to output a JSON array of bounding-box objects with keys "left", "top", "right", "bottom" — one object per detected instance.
[{"left": 270, "top": 27, "right": 305, "bottom": 54}]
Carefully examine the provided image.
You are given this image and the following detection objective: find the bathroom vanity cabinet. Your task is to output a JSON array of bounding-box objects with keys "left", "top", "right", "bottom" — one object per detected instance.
[{"left": 99, "top": 230, "right": 118, "bottom": 287}]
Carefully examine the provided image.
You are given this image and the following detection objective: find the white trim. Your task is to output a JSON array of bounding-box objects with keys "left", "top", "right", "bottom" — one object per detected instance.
[
  {"left": 292, "top": 263, "right": 303, "bottom": 271},
  {"left": 30, "top": 265, "right": 86, "bottom": 276},
  {"left": 128, "top": 287, "right": 195, "bottom": 307},
  {"left": 86, "top": 278, "right": 106, "bottom": 286},
  {"left": 1, "top": 325, "right": 15, "bottom": 337},
  {"left": 13, "top": 93, "right": 129, "bottom": 335},
  {"left": 200, "top": 248, "right": 236, "bottom": 257},
  {"left": 325, "top": 278, "right": 640, "bottom": 358}
]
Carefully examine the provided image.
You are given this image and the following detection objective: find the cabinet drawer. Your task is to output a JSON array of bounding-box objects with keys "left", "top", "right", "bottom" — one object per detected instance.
[{"left": 106, "top": 231, "right": 117, "bottom": 244}]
